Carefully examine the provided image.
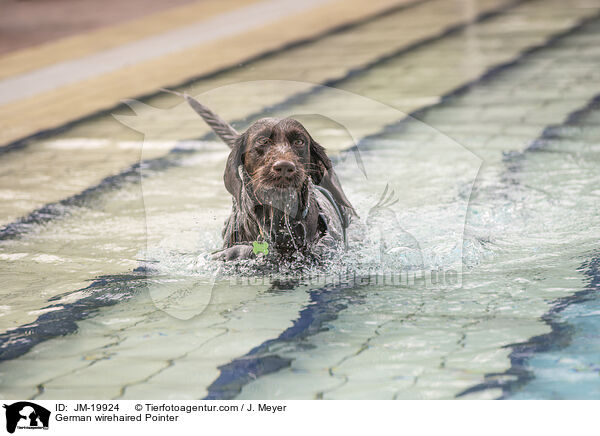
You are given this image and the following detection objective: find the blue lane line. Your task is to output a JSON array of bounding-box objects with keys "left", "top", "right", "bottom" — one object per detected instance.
[
  {"left": 526, "top": 94, "right": 600, "bottom": 152},
  {"left": 0, "top": 152, "right": 183, "bottom": 241},
  {"left": 0, "top": 272, "right": 146, "bottom": 362},
  {"left": 508, "top": 255, "right": 600, "bottom": 399},
  {"left": 457, "top": 90, "right": 600, "bottom": 398},
  {"left": 457, "top": 252, "right": 600, "bottom": 398},
  {"left": 204, "top": 281, "right": 364, "bottom": 400},
  {"left": 357, "top": 10, "right": 600, "bottom": 153}
]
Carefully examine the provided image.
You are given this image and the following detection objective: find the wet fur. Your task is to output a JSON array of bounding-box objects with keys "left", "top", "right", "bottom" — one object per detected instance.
[{"left": 215, "top": 117, "right": 355, "bottom": 261}]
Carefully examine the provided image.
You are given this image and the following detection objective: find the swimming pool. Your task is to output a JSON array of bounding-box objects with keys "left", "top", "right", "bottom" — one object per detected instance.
[{"left": 1, "top": 0, "right": 599, "bottom": 399}]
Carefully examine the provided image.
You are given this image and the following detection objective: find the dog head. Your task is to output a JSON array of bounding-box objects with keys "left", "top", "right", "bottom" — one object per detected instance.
[
  {"left": 226, "top": 117, "right": 329, "bottom": 192},
  {"left": 224, "top": 117, "right": 354, "bottom": 216}
]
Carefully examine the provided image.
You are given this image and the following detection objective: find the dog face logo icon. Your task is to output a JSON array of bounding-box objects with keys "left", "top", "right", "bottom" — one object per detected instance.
[{"left": 3, "top": 402, "right": 50, "bottom": 433}]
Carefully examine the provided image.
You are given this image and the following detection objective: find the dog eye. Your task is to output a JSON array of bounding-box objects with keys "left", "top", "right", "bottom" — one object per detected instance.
[
  {"left": 255, "top": 137, "right": 269, "bottom": 146},
  {"left": 293, "top": 138, "right": 305, "bottom": 146}
]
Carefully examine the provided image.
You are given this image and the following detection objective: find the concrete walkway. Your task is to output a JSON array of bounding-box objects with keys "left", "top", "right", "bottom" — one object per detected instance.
[
  {"left": 0, "top": 0, "right": 195, "bottom": 55},
  {"left": 0, "top": 0, "right": 408, "bottom": 146}
]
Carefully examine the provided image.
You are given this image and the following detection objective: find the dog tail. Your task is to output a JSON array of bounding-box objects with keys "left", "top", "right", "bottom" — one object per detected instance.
[{"left": 160, "top": 88, "right": 239, "bottom": 148}]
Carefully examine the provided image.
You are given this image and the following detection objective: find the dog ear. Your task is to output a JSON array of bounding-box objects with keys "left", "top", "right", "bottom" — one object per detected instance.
[
  {"left": 310, "top": 138, "right": 356, "bottom": 215},
  {"left": 308, "top": 138, "right": 332, "bottom": 184},
  {"left": 320, "top": 167, "right": 356, "bottom": 216},
  {"left": 224, "top": 133, "right": 246, "bottom": 202}
]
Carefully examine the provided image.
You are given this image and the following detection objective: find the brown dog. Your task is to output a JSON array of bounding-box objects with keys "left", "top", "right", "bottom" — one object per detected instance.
[{"left": 167, "top": 91, "right": 355, "bottom": 261}]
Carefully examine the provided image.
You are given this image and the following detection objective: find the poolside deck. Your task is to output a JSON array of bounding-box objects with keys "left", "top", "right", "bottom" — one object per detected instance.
[{"left": 0, "top": 0, "right": 412, "bottom": 147}]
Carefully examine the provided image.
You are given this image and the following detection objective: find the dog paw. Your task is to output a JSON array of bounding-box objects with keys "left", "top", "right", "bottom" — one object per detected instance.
[{"left": 212, "top": 245, "right": 255, "bottom": 261}]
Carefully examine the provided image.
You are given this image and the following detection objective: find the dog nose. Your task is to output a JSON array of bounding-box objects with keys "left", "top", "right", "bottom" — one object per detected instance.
[{"left": 273, "top": 160, "right": 296, "bottom": 176}]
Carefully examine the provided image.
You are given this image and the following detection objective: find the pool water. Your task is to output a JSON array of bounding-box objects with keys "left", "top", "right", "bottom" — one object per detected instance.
[{"left": 1, "top": 0, "right": 599, "bottom": 399}]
